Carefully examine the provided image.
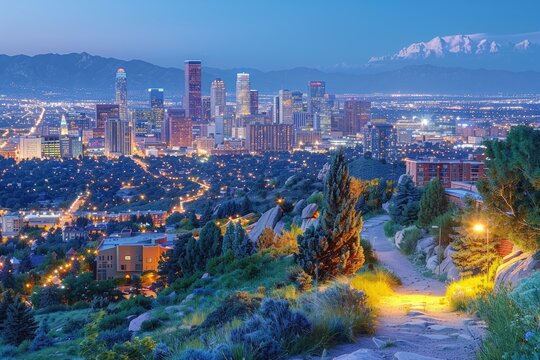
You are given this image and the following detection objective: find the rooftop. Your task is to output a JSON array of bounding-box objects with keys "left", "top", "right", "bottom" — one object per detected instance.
[{"left": 98, "top": 232, "right": 175, "bottom": 251}]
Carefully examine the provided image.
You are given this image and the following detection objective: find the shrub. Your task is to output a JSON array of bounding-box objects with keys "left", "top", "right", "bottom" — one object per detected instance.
[
  {"left": 510, "top": 270, "right": 540, "bottom": 314},
  {"left": 199, "top": 292, "right": 260, "bottom": 329},
  {"left": 152, "top": 342, "right": 171, "bottom": 360},
  {"left": 30, "top": 319, "right": 53, "bottom": 351},
  {"left": 115, "top": 295, "right": 153, "bottom": 312},
  {"left": 63, "top": 317, "right": 89, "bottom": 335},
  {"left": 383, "top": 220, "right": 403, "bottom": 238},
  {"left": 97, "top": 328, "right": 131, "bottom": 347},
  {"left": 177, "top": 349, "right": 214, "bottom": 360},
  {"left": 446, "top": 275, "right": 494, "bottom": 311},
  {"left": 287, "top": 266, "right": 313, "bottom": 292},
  {"left": 399, "top": 226, "right": 422, "bottom": 255},
  {"left": 0, "top": 345, "right": 18, "bottom": 358},
  {"left": 140, "top": 318, "right": 162, "bottom": 332},
  {"left": 350, "top": 269, "right": 400, "bottom": 306},
  {"left": 98, "top": 312, "right": 129, "bottom": 331},
  {"left": 360, "top": 238, "right": 377, "bottom": 264}
]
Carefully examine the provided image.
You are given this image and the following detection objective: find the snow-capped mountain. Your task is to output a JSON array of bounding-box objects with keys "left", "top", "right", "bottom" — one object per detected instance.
[{"left": 369, "top": 32, "right": 540, "bottom": 71}]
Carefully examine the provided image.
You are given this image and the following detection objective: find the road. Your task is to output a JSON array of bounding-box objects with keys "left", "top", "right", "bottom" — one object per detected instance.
[{"left": 57, "top": 192, "right": 89, "bottom": 227}]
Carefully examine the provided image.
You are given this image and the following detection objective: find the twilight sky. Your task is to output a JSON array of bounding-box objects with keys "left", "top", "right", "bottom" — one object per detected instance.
[{"left": 1, "top": 0, "right": 539, "bottom": 70}]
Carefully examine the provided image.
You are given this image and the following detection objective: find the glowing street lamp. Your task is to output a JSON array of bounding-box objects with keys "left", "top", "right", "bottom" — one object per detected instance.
[{"left": 473, "top": 222, "right": 490, "bottom": 280}]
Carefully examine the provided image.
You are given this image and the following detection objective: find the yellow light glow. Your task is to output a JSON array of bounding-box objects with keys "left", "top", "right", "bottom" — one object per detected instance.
[{"left": 473, "top": 223, "right": 485, "bottom": 233}]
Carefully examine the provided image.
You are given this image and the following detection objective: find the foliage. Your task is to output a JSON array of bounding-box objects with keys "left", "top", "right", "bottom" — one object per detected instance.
[
  {"left": 140, "top": 318, "right": 162, "bottom": 332},
  {"left": 417, "top": 178, "right": 449, "bottom": 229},
  {"left": 306, "top": 192, "right": 323, "bottom": 208},
  {"left": 232, "top": 222, "right": 254, "bottom": 258},
  {"left": 350, "top": 268, "right": 401, "bottom": 306},
  {"left": 98, "top": 328, "right": 132, "bottom": 347},
  {"left": 199, "top": 292, "right": 260, "bottom": 330},
  {"left": 222, "top": 222, "right": 235, "bottom": 254},
  {"left": 388, "top": 175, "right": 420, "bottom": 226},
  {"left": 478, "top": 126, "right": 540, "bottom": 250},
  {"left": 428, "top": 208, "right": 458, "bottom": 247},
  {"left": 398, "top": 226, "right": 423, "bottom": 255},
  {"left": 3, "top": 297, "right": 37, "bottom": 345},
  {"left": 360, "top": 238, "right": 377, "bottom": 265},
  {"left": 297, "top": 148, "right": 365, "bottom": 281},
  {"left": 152, "top": 342, "right": 172, "bottom": 360},
  {"left": 510, "top": 271, "right": 540, "bottom": 315},
  {"left": 29, "top": 318, "right": 53, "bottom": 351},
  {"left": 445, "top": 275, "right": 494, "bottom": 311},
  {"left": 256, "top": 228, "right": 275, "bottom": 251},
  {"left": 383, "top": 220, "right": 403, "bottom": 238},
  {"left": 452, "top": 233, "right": 500, "bottom": 277},
  {"left": 287, "top": 266, "right": 313, "bottom": 292}
]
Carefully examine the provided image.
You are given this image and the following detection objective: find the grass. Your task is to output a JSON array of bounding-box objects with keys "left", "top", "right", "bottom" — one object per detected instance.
[
  {"left": 445, "top": 275, "right": 494, "bottom": 311},
  {"left": 350, "top": 267, "right": 401, "bottom": 306}
]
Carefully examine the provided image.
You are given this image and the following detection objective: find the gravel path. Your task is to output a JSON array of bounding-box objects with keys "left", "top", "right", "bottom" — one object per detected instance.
[{"left": 325, "top": 215, "right": 485, "bottom": 360}]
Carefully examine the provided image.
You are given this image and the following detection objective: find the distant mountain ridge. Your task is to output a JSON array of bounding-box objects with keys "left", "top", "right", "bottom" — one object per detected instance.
[{"left": 0, "top": 52, "right": 539, "bottom": 99}]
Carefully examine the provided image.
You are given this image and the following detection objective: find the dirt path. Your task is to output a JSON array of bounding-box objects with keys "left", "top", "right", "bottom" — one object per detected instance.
[{"left": 327, "top": 215, "right": 485, "bottom": 360}]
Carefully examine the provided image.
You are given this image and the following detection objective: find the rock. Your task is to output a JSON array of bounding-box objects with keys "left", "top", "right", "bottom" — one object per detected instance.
[
  {"left": 372, "top": 337, "right": 387, "bottom": 349},
  {"left": 333, "top": 348, "right": 383, "bottom": 360},
  {"left": 128, "top": 312, "right": 151, "bottom": 332},
  {"left": 437, "top": 255, "right": 461, "bottom": 281},
  {"left": 393, "top": 352, "right": 443, "bottom": 360},
  {"left": 400, "top": 320, "right": 433, "bottom": 328},
  {"left": 436, "top": 344, "right": 461, "bottom": 350},
  {"left": 300, "top": 203, "right": 320, "bottom": 231},
  {"left": 427, "top": 325, "right": 456, "bottom": 332},
  {"left": 394, "top": 229, "right": 405, "bottom": 248},
  {"left": 495, "top": 251, "right": 540, "bottom": 288},
  {"left": 292, "top": 199, "right": 306, "bottom": 215},
  {"left": 407, "top": 310, "right": 426, "bottom": 316},
  {"left": 182, "top": 293, "right": 195, "bottom": 303},
  {"left": 201, "top": 273, "right": 209, "bottom": 279},
  {"left": 426, "top": 255, "right": 439, "bottom": 271},
  {"left": 273, "top": 220, "right": 285, "bottom": 237},
  {"left": 415, "top": 236, "right": 435, "bottom": 255},
  {"left": 165, "top": 305, "right": 184, "bottom": 314},
  {"left": 164, "top": 291, "right": 177, "bottom": 302},
  {"left": 247, "top": 206, "right": 283, "bottom": 242},
  {"left": 444, "top": 245, "right": 457, "bottom": 259},
  {"left": 420, "top": 334, "right": 451, "bottom": 340}
]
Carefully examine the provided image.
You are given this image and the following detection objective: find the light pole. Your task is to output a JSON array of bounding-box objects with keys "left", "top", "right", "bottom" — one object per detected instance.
[
  {"left": 473, "top": 222, "right": 489, "bottom": 281},
  {"left": 432, "top": 225, "right": 443, "bottom": 275}
]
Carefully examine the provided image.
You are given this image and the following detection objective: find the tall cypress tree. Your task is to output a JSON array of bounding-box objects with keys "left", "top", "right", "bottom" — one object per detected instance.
[
  {"left": 222, "top": 222, "right": 235, "bottom": 254},
  {"left": 30, "top": 318, "right": 53, "bottom": 351},
  {"left": 296, "top": 148, "right": 364, "bottom": 280},
  {"left": 389, "top": 175, "right": 421, "bottom": 225},
  {"left": 3, "top": 297, "right": 37, "bottom": 345},
  {"left": 417, "top": 178, "right": 448, "bottom": 228},
  {"left": 233, "top": 222, "right": 254, "bottom": 258}
]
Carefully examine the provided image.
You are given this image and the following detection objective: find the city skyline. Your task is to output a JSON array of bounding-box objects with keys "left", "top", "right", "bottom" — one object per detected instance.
[{"left": 1, "top": 0, "right": 539, "bottom": 70}]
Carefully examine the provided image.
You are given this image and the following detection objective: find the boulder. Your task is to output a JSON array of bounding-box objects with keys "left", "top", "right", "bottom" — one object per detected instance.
[
  {"left": 333, "top": 349, "right": 383, "bottom": 360},
  {"left": 415, "top": 236, "right": 435, "bottom": 255},
  {"left": 273, "top": 220, "right": 285, "bottom": 237},
  {"left": 292, "top": 199, "right": 306, "bottom": 215},
  {"left": 495, "top": 251, "right": 540, "bottom": 288},
  {"left": 128, "top": 312, "right": 151, "bottom": 332},
  {"left": 437, "top": 256, "right": 461, "bottom": 281},
  {"left": 426, "top": 255, "right": 439, "bottom": 271},
  {"left": 301, "top": 203, "right": 320, "bottom": 231},
  {"left": 394, "top": 229, "right": 405, "bottom": 249},
  {"left": 247, "top": 206, "right": 283, "bottom": 242},
  {"left": 393, "top": 352, "right": 443, "bottom": 360}
]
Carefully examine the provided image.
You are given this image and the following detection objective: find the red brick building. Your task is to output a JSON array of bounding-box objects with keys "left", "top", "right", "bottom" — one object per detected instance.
[{"left": 405, "top": 158, "right": 485, "bottom": 188}]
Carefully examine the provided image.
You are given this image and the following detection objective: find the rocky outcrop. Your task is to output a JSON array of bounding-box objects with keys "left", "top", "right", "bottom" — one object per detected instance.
[
  {"left": 415, "top": 237, "right": 436, "bottom": 256},
  {"left": 333, "top": 349, "right": 383, "bottom": 360},
  {"left": 128, "top": 311, "right": 151, "bottom": 332},
  {"left": 300, "top": 203, "right": 319, "bottom": 231},
  {"left": 495, "top": 250, "right": 540, "bottom": 288},
  {"left": 292, "top": 199, "right": 306, "bottom": 215},
  {"left": 247, "top": 206, "right": 283, "bottom": 242},
  {"left": 394, "top": 229, "right": 405, "bottom": 249}
]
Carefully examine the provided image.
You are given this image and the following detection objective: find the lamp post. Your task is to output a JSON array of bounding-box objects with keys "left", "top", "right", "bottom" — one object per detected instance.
[
  {"left": 473, "top": 222, "right": 489, "bottom": 281},
  {"left": 432, "top": 225, "right": 442, "bottom": 275}
]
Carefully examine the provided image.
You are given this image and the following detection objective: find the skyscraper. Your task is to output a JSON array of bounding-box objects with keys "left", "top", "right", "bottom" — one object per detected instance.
[
  {"left": 246, "top": 124, "right": 294, "bottom": 152},
  {"left": 363, "top": 121, "right": 397, "bottom": 162},
  {"left": 202, "top": 96, "right": 211, "bottom": 121},
  {"left": 166, "top": 109, "right": 192, "bottom": 148},
  {"left": 250, "top": 90, "right": 259, "bottom": 115},
  {"left": 115, "top": 68, "right": 128, "bottom": 121},
  {"left": 95, "top": 104, "right": 120, "bottom": 137},
  {"left": 278, "top": 90, "right": 293, "bottom": 125},
  {"left": 272, "top": 95, "right": 280, "bottom": 124},
  {"left": 291, "top": 91, "right": 304, "bottom": 113},
  {"left": 149, "top": 88, "right": 164, "bottom": 136},
  {"left": 342, "top": 100, "right": 371, "bottom": 136},
  {"left": 105, "top": 118, "right": 133, "bottom": 157},
  {"left": 308, "top": 81, "right": 326, "bottom": 115},
  {"left": 210, "top": 78, "right": 226, "bottom": 117},
  {"left": 236, "top": 73, "right": 251, "bottom": 117},
  {"left": 184, "top": 60, "right": 202, "bottom": 119},
  {"left": 18, "top": 136, "right": 42, "bottom": 160}
]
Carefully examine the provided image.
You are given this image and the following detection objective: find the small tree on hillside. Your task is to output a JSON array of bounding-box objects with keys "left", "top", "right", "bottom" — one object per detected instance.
[
  {"left": 389, "top": 175, "right": 420, "bottom": 226},
  {"left": 30, "top": 318, "right": 53, "bottom": 351},
  {"left": 417, "top": 178, "right": 449, "bottom": 228},
  {"left": 256, "top": 228, "right": 275, "bottom": 250},
  {"left": 222, "top": 222, "right": 235, "bottom": 254},
  {"left": 0, "top": 290, "right": 15, "bottom": 326},
  {"left": 233, "top": 222, "right": 254, "bottom": 258},
  {"left": 296, "top": 148, "right": 364, "bottom": 281},
  {"left": 452, "top": 232, "right": 500, "bottom": 277},
  {"left": 3, "top": 297, "right": 37, "bottom": 345}
]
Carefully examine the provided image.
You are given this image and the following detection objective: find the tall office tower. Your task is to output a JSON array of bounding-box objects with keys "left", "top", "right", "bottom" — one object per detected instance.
[
  {"left": 105, "top": 118, "right": 133, "bottom": 157},
  {"left": 236, "top": 73, "right": 251, "bottom": 116},
  {"left": 149, "top": 88, "right": 164, "bottom": 136},
  {"left": 308, "top": 81, "right": 326, "bottom": 115},
  {"left": 272, "top": 96, "right": 280, "bottom": 124},
  {"left": 342, "top": 100, "right": 371, "bottom": 136},
  {"left": 249, "top": 90, "right": 259, "bottom": 115},
  {"left": 202, "top": 96, "right": 212, "bottom": 120},
  {"left": 363, "top": 121, "right": 397, "bottom": 162},
  {"left": 65, "top": 112, "right": 91, "bottom": 133},
  {"left": 214, "top": 116, "right": 224, "bottom": 145},
  {"left": 292, "top": 91, "right": 304, "bottom": 113},
  {"left": 132, "top": 109, "right": 153, "bottom": 136},
  {"left": 115, "top": 68, "right": 128, "bottom": 121},
  {"left": 166, "top": 109, "right": 192, "bottom": 148},
  {"left": 18, "top": 136, "right": 42, "bottom": 160},
  {"left": 60, "top": 136, "right": 83, "bottom": 158},
  {"left": 95, "top": 104, "right": 120, "bottom": 137},
  {"left": 184, "top": 60, "right": 202, "bottom": 119},
  {"left": 210, "top": 78, "right": 226, "bottom": 117},
  {"left": 41, "top": 136, "right": 61, "bottom": 158},
  {"left": 246, "top": 124, "right": 294, "bottom": 152},
  {"left": 278, "top": 90, "right": 293, "bottom": 125}
]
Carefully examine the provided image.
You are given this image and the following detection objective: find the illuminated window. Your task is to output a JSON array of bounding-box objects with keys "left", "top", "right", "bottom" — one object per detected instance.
[{"left": 124, "top": 255, "right": 131, "bottom": 261}]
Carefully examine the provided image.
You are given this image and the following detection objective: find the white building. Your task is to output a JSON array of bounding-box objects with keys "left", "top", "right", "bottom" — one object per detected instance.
[{"left": 18, "top": 136, "right": 42, "bottom": 160}]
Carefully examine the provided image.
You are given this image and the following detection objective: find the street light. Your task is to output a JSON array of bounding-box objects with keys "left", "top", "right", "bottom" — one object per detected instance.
[{"left": 473, "top": 222, "right": 489, "bottom": 281}]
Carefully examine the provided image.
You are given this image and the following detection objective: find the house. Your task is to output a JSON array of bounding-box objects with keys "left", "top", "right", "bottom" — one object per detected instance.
[{"left": 62, "top": 226, "right": 88, "bottom": 242}]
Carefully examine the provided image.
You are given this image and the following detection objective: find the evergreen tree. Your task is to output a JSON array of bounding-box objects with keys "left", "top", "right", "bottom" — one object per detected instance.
[
  {"left": 30, "top": 318, "right": 53, "bottom": 351},
  {"left": 389, "top": 175, "right": 421, "bottom": 225},
  {"left": 0, "top": 290, "right": 15, "bottom": 327},
  {"left": 233, "top": 222, "right": 254, "bottom": 258},
  {"left": 38, "top": 286, "right": 61, "bottom": 308},
  {"left": 452, "top": 232, "right": 500, "bottom": 277},
  {"left": 18, "top": 254, "right": 33, "bottom": 274},
  {"left": 0, "top": 259, "right": 16, "bottom": 289},
  {"left": 417, "top": 178, "right": 449, "bottom": 228},
  {"left": 196, "top": 221, "right": 222, "bottom": 268},
  {"left": 3, "top": 297, "right": 37, "bottom": 345},
  {"left": 158, "top": 233, "right": 190, "bottom": 284},
  {"left": 240, "top": 196, "right": 253, "bottom": 215},
  {"left": 296, "top": 148, "right": 364, "bottom": 281},
  {"left": 222, "top": 222, "right": 236, "bottom": 254}
]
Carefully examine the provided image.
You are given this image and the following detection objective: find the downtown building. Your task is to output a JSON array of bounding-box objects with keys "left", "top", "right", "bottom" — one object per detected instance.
[
  {"left": 165, "top": 109, "right": 192, "bottom": 148},
  {"left": 104, "top": 117, "right": 133, "bottom": 157},
  {"left": 342, "top": 100, "right": 371, "bottom": 136},
  {"left": 95, "top": 104, "right": 120, "bottom": 138},
  {"left": 236, "top": 73, "right": 251, "bottom": 117},
  {"left": 17, "top": 136, "right": 42, "bottom": 160},
  {"left": 246, "top": 123, "right": 293, "bottom": 152},
  {"left": 363, "top": 121, "right": 397, "bottom": 162},
  {"left": 405, "top": 158, "right": 485, "bottom": 188},
  {"left": 115, "top": 68, "right": 128, "bottom": 121},
  {"left": 210, "top": 78, "right": 226, "bottom": 117},
  {"left": 149, "top": 88, "right": 165, "bottom": 137},
  {"left": 184, "top": 60, "right": 202, "bottom": 119}
]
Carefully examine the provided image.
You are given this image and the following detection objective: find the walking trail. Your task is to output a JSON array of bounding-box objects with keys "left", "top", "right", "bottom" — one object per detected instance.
[{"left": 327, "top": 215, "right": 485, "bottom": 360}]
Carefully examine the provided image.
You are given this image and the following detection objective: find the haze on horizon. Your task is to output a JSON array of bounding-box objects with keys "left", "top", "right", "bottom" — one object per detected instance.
[{"left": 1, "top": 0, "right": 539, "bottom": 70}]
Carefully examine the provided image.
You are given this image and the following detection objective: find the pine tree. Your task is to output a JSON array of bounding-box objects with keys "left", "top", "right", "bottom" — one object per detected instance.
[
  {"left": 0, "top": 290, "right": 15, "bottom": 327},
  {"left": 197, "top": 221, "right": 222, "bottom": 268},
  {"left": 222, "top": 222, "right": 236, "bottom": 254},
  {"left": 158, "top": 233, "right": 190, "bottom": 283},
  {"left": 233, "top": 222, "right": 254, "bottom": 258},
  {"left": 3, "top": 297, "right": 37, "bottom": 345},
  {"left": 0, "top": 259, "right": 16, "bottom": 290},
  {"left": 389, "top": 175, "right": 421, "bottom": 226},
  {"left": 18, "top": 254, "right": 33, "bottom": 274},
  {"left": 452, "top": 232, "right": 500, "bottom": 277},
  {"left": 417, "top": 178, "right": 449, "bottom": 228},
  {"left": 30, "top": 318, "right": 53, "bottom": 351},
  {"left": 240, "top": 196, "right": 253, "bottom": 215},
  {"left": 296, "top": 148, "right": 364, "bottom": 281}
]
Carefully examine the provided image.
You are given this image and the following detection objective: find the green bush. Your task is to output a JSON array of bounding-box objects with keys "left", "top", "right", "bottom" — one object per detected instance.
[
  {"left": 510, "top": 271, "right": 540, "bottom": 314},
  {"left": 383, "top": 220, "right": 402, "bottom": 238},
  {"left": 140, "top": 318, "right": 162, "bottom": 332},
  {"left": 360, "top": 238, "right": 377, "bottom": 264},
  {"left": 199, "top": 292, "right": 260, "bottom": 329},
  {"left": 399, "top": 226, "right": 422, "bottom": 255},
  {"left": 446, "top": 275, "right": 494, "bottom": 311}
]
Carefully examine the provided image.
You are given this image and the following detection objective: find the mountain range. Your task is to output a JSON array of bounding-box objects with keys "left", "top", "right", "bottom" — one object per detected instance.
[{"left": 1, "top": 43, "right": 540, "bottom": 100}]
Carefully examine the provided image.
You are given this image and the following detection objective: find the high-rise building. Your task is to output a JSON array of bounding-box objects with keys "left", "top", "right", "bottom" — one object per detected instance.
[
  {"left": 149, "top": 88, "right": 164, "bottom": 137},
  {"left": 115, "top": 69, "right": 128, "bottom": 121},
  {"left": 342, "top": 100, "right": 371, "bottom": 136},
  {"left": 363, "top": 121, "right": 397, "bottom": 162},
  {"left": 308, "top": 81, "right": 326, "bottom": 115},
  {"left": 65, "top": 112, "right": 91, "bottom": 133},
  {"left": 250, "top": 90, "right": 259, "bottom": 115},
  {"left": 184, "top": 60, "right": 202, "bottom": 119},
  {"left": 202, "top": 96, "right": 211, "bottom": 121},
  {"left": 95, "top": 104, "right": 120, "bottom": 137},
  {"left": 236, "top": 73, "right": 251, "bottom": 117},
  {"left": 60, "top": 136, "right": 83, "bottom": 158},
  {"left": 246, "top": 124, "right": 294, "bottom": 152},
  {"left": 405, "top": 159, "right": 485, "bottom": 188},
  {"left": 272, "top": 96, "right": 280, "bottom": 124},
  {"left": 278, "top": 90, "right": 293, "bottom": 125},
  {"left": 292, "top": 91, "right": 304, "bottom": 113},
  {"left": 41, "top": 136, "right": 61, "bottom": 158},
  {"left": 166, "top": 109, "right": 192, "bottom": 148},
  {"left": 18, "top": 136, "right": 42, "bottom": 160},
  {"left": 105, "top": 118, "right": 133, "bottom": 157},
  {"left": 210, "top": 78, "right": 226, "bottom": 117}
]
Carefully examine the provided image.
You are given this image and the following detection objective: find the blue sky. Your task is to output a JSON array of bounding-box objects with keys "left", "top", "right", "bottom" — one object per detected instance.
[{"left": 1, "top": 0, "right": 539, "bottom": 69}]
